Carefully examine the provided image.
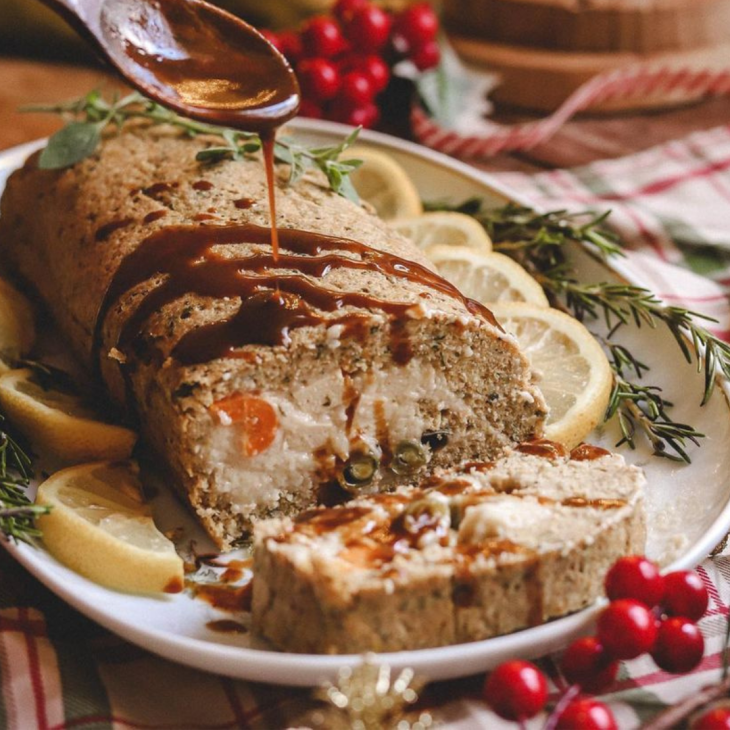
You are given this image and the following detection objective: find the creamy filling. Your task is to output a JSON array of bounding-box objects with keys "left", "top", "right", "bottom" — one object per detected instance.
[{"left": 205, "top": 359, "right": 472, "bottom": 515}]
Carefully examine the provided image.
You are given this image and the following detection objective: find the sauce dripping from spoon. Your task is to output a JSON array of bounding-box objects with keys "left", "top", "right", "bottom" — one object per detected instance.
[{"left": 39, "top": 0, "right": 299, "bottom": 257}]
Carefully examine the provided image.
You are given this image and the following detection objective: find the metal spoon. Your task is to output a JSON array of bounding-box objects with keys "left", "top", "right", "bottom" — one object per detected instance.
[{"left": 38, "top": 0, "right": 300, "bottom": 131}]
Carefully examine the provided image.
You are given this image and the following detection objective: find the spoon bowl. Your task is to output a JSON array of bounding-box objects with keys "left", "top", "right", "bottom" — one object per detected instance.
[{"left": 39, "top": 0, "right": 300, "bottom": 131}]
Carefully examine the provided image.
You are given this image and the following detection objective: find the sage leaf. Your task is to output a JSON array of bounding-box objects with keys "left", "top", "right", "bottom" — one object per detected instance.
[
  {"left": 39, "top": 122, "right": 102, "bottom": 169},
  {"left": 26, "top": 89, "right": 364, "bottom": 200}
]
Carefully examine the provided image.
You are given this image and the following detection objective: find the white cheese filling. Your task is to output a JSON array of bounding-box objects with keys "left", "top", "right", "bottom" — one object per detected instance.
[{"left": 205, "top": 359, "right": 472, "bottom": 514}]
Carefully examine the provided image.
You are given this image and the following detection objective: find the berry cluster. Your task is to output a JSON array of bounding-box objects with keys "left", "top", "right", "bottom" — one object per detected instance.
[
  {"left": 483, "top": 556, "right": 709, "bottom": 728},
  {"left": 262, "top": 0, "right": 441, "bottom": 128}
]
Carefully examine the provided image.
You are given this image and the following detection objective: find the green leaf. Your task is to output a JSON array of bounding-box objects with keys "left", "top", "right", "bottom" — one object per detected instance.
[
  {"left": 25, "top": 89, "right": 365, "bottom": 198},
  {"left": 222, "top": 129, "right": 238, "bottom": 146},
  {"left": 338, "top": 158, "right": 364, "bottom": 172},
  {"left": 195, "top": 147, "right": 233, "bottom": 163},
  {"left": 273, "top": 142, "right": 294, "bottom": 166},
  {"left": 337, "top": 175, "right": 360, "bottom": 204},
  {"left": 38, "top": 122, "right": 102, "bottom": 169},
  {"left": 289, "top": 155, "right": 308, "bottom": 186}
]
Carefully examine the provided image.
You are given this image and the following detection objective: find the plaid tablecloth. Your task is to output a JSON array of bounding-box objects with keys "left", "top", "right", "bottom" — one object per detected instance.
[{"left": 2, "top": 123, "right": 730, "bottom": 730}]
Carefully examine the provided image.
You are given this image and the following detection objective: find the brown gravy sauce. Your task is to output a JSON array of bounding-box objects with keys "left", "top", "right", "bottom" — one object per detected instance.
[
  {"left": 432, "top": 479, "right": 472, "bottom": 496},
  {"left": 261, "top": 132, "right": 279, "bottom": 257},
  {"left": 143, "top": 209, "right": 168, "bottom": 224},
  {"left": 206, "top": 619, "right": 247, "bottom": 634},
  {"left": 570, "top": 443, "right": 612, "bottom": 461},
  {"left": 164, "top": 576, "right": 184, "bottom": 593},
  {"left": 342, "top": 376, "right": 361, "bottom": 435},
  {"left": 187, "top": 579, "right": 253, "bottom": 612},
  {"left": 373, "top": 400, "right": 393, "bottom": 467},
  {"left": 94, "top": 223, "right": 499, "bottom": 372},
  {"left": 95, "top": 217, "right": 134, "bottom": 241},
  {"left": 461, "top": 461, "right": 495, "bottom": 473},
  {"left": 142, "top": 181, "right": 177, "bottom": 199},
  {"left": 561, "top": 497, "right": 626, "bottom": 510},
  {"left": 453, "top": 540, "right": 534, "bottom": 609},
  {"left": 515, "top": 439, "right": 569, "bottom": 460},
  {"left": 287, "top": 474, "right": 627, "bottom": 572}
]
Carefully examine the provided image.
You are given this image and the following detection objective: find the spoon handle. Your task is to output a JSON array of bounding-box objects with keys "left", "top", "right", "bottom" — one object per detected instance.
[{"left": 36, "top": 0, "right": 107, "bottom": 58}]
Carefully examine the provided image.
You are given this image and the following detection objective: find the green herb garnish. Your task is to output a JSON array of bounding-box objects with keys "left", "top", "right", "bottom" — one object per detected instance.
[
  {"left": 0, "top": 414, "right": 48, "bottom": 544},
  {"left": 23, "top": 90, "right": 363, "bottom": 202},
  {"left": 427, "top": 199, "right": 723, "bottom": 462}
]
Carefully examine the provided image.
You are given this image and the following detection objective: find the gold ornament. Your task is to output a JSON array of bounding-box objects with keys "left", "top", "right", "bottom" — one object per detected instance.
[{"left": 312, "top": 654, "right": 434, "bottom": 729}]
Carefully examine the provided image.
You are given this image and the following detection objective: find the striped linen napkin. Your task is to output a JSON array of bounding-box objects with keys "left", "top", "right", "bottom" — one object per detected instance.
[{"left": 1, "top": 124, "right": 730, "bottom": 730}]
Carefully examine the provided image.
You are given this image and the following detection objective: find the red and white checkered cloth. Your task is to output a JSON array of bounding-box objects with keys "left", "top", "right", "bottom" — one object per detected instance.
[
  {"left": 412, "top": 66, "right": 730, "bottom": 160},
  {"left": 2, "top": 123, "right": 730, "bottom": 729}
]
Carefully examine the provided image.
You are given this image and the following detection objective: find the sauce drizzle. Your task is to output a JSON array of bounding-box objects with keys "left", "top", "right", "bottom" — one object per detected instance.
[
  {"left": 570, "top": 443, "right": 612, "bottom": 461},
  {"left": 94, "top": 223, "right": 500, "bottom": 373}
]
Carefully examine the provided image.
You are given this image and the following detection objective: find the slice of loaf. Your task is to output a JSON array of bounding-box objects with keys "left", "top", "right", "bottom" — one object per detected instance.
[
  {"left": 0, "top": 124, "right": 546, "bottom": 549},
  {"left": 252, "top": 440, "right": 646, "bottom": 654}
]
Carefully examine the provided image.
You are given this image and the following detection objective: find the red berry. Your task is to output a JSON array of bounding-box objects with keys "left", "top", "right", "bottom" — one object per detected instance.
[
  {"left": 344, "top": 54, "right": 390, "bottom": 93},
  {"left": 278, "top": 31, "right": 304, "bottom": 64},
  {"left": 597, "top": 599, "right": 658, "bottom": 660},
  {"left": 663, "top": 570, "right": 709, "bottom": 621},
  {"left": 339, "top": 70, "right": 375, "bottom": 106},
  {"left": 561, "top": 637, "right": 619, "bottom": 693},
  {"left": 651, "top": 616, "right": 704, "bottom": 673},
  {"left": 394, "top": 2, "right": 439, "bottom": 49},
  {"left": 693, "top": 707, "right": 730, "bottom": 729},
  {"left": 297, "top": 99, "right": 323, "bottom": 119},
  {"left": 556, "top": 699, "right": 618, "bottom": 730},
  {"left": 301, "top": 16, "right": 346, "bottom": 58},
  {"left": 297, "top": 58, "right": 341, "bottom": 102},
  {"left": 330, "top": 101, "right": 380, "bottom": 128},
  {"left": 605, "top": 556, "right": 665, "bottom": 607},
  {"left": 343, "top": 5, "right": 393, "bottom": 53},
  {"left": 483, "top": 660, "right": 548, "bottom": 722},
  {"left": 333, "top": 0, "right": 368, "bottom": 21},
  {"left": 410, "top": 39, "right": 441, "bottom": 70}
]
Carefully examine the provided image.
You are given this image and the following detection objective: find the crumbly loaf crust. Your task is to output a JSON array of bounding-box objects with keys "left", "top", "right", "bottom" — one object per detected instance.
[
  {"left": 252, "top": 441, "right": 646, "bottom": 654},
  {"left": 0, "top": 124, "right": 547, "bottom": 548}
]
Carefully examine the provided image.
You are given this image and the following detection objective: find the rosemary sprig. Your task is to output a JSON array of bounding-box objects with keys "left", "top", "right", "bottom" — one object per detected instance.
[
  {"left": 598, "top": 339, "right": 704, "bottom": 461},
  {"left": 426, "top": 199, "right": 727, "bottom": 462},
  {"left": 544, "top": 275, "right": 730, "bottom": 407},
  {"left": 429, "top": 200, "right": 625, "bottom": 262},
  {"left": 0, "top": 414, "right": 48, "bottom": 543},
  {"left": 23, "top": 90, "right": 363, "bottom": 202}
]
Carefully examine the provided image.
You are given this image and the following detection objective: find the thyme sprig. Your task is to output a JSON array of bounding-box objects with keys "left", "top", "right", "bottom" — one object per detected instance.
[
  {"left": 426, "top": 199, "right": 727, "bottom": 462},
  {"left": 23, "top": 90, "right": 363, "bottom": 202},
  {"left": 0, "top": 415, "right": 47, "bottom": 544}
]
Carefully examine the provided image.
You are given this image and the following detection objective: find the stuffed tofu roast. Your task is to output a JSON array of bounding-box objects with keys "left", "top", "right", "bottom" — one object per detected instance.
[{"left": 0, "top": 124, "right": 547, "bottom": 548}]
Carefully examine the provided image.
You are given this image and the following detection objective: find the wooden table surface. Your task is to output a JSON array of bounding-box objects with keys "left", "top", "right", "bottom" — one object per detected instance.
[{"left": 1, "top": 56, "right": 729, "bottom": 172}]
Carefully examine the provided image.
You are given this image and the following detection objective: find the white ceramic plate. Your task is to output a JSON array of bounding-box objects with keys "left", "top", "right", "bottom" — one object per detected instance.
[{"left": 2, "top": 120, "right": 730, "bottom": 687}]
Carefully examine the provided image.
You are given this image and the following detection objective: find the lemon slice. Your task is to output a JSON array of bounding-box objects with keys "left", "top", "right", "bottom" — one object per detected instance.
[
  {"left": 391, "top": 212, "right": 493, "bottom": 254},
  {"left": 0, "top": 368, "right": 137, "bottom": 462},
  {"left": 426, "top": 245, "right": 550, "bottom": 306},
  {"left": 347, "top": 146, "right": 423, "bottom": 221},
  {"left": 0, "top": 278, "right": 35, "bottom": 370},
  {"left": 490, "top": 303, "right": 613, "bottom": 448},
  {"left": 36, "top": 461, "right": 183, "bottom": 594}
]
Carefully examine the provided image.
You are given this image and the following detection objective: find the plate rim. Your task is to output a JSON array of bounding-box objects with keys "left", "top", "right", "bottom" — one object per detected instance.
[{"left": 3, "top": 120, "right": 730, "bottom": 686}]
